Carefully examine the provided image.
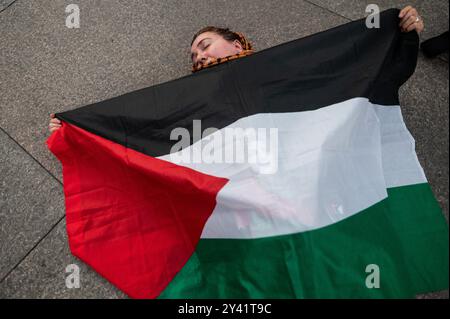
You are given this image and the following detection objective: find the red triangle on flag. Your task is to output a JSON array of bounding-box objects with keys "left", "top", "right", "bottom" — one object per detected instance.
[{"left": 47, "top": 122, "right": 228, "bottom": 298}]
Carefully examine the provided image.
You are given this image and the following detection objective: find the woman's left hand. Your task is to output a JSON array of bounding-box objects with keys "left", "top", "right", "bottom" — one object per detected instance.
[{"left": 399, "top": 6, "right": 424, "bottom": 33}]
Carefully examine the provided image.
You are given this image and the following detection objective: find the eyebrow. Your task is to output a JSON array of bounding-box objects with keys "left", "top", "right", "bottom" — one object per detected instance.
[{"left": 191, "top": 38, "right": 211, "bottom": 62}]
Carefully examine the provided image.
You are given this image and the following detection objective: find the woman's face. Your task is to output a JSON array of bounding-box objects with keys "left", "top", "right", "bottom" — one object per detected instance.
[{"left": 190, "top": 31, "right": 243, "bottom": 68}]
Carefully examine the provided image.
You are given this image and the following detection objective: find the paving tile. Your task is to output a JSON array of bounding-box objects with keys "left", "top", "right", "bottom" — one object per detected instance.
[
  {"left": 307, "top": 0, "right": 449, "bottom": 44},
  {"left": 0, "top": 219, "right": 126, "bottom": 298},
  {"left": 0, "top": 129, "right": 63, "bottom": 280},
  {"left": 0, "top": 0, "right": 15, "bottom": 12}
]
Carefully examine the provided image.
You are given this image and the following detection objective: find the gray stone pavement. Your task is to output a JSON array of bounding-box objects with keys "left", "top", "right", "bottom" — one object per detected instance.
[{"left": 0, "top": 0, "right": 448, "bottom": 299}]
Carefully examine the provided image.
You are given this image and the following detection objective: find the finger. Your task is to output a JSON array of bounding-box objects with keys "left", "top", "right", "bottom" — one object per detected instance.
[
  {"left": 417, "top": 21, "right": 424, "bottom": 33},
  {"left": 49, "top": 123, "right": 61, "bottom": 128},
  {"left": 402, "top": 16, "right": 417, "bottom": 32},
  {"left": 50, "top": 113, "right": 55, "bottom": 118},
  {"left": 399, "top": 9, "right": 417, "bottom": 28},
  {"left": 406, "top": 22, "right": 419, "bottom": 33},
  {"left": 400, "top": 8, "right": 417, "bottom": 28},
  {"left": 410, "top": 19, "right": 424, "bottom": 33},
  {"left": 399, "top": 5, "right": 412, "bottom": 18},
  {"left": 50, "top": 118, "right": 61, "bottom": 124}
]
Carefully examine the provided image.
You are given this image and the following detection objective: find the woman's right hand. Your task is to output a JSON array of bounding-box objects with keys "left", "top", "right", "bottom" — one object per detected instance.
[{"left": 49, "top": 113, "right": 62, "bottom": 133}]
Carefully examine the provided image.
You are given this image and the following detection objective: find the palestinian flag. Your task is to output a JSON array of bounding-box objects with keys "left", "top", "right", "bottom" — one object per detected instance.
[{"left": 46, "top": 9, "right": 448, "bottom": 298}]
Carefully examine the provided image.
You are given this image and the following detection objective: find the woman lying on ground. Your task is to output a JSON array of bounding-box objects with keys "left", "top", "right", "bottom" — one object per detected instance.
[{"left": 49, "top": 6, "right": 424, "bottom": 133}]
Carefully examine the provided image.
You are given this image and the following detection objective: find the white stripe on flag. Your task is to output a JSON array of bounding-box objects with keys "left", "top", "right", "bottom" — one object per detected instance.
[
  {"left": 159, "top": 98, "right": 426, "bottom": 239},
  {"left": 374, "top": 104, "right": 427, "bottom": 188}
]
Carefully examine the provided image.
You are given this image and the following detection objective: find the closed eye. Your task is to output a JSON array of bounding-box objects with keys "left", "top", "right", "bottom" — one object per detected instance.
[{"left": 191, "top": 38, "right": 212, "bottom": 63}]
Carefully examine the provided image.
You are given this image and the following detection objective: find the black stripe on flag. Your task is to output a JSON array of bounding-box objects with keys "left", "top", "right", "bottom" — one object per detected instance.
[{"left": 56, "top": 8, "right": 418, "bottom": 158}]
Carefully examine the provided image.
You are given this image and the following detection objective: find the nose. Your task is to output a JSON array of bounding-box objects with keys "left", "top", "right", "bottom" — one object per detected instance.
[{"left": 197, "top": 51, "right": 209, "bottom": 64}]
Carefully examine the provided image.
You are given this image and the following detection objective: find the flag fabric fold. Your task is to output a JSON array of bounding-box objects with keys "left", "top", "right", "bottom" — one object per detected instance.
[{"left": 47, "top": 8, "right": 448, "bottom": 298}]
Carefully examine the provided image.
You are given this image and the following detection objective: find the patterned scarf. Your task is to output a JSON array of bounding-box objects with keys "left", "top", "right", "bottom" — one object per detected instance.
[{"left": 191, "top": 32, "right": 255, "bottom": 73}]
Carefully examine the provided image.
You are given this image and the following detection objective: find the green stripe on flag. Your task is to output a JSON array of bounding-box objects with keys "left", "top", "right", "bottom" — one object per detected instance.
[{"left": 159, "top": 183, "right": 448, "bottom": 298}]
